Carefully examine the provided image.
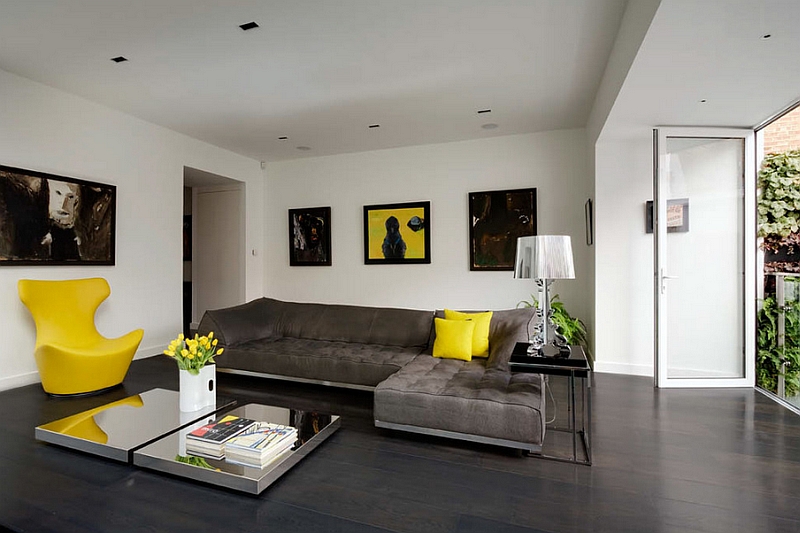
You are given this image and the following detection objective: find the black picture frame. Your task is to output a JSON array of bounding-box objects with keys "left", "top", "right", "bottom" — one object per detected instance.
[
  {"left": 363, "top": 201, "right": 430, "bottom": 265},
  {"left": 468, "top": 188, "right": 537, "bottom": 271},
  {"left": 585, "top": 198, "right": 594, "bottom": 246},
  {"left": 289, "top": 206, "right": 332, "bottom": 266},
  {"left": 0, "top": 164, "right": 116, "bottom": 266},
  {"left": 645, "top": 198, "right": 689, "bottom": 234},
  {"left": 289, "top": 207, "right": 333, "bottom": 266}
]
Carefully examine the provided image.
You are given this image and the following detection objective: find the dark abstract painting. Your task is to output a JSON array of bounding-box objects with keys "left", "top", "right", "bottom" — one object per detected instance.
[
  {"left": 289, "top": 206, "right": 331, "bottom": 266},
  {"left": 469, "top": 188, "right": 536, "bottom": 271},
  {"left": 0, "top": 165, "right": 116, "bottom": 265}
]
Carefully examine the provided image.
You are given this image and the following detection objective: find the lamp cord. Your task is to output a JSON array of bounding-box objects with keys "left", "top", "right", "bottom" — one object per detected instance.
[{"left": 545, "top": 375, "right": 557, "bottom": 425}]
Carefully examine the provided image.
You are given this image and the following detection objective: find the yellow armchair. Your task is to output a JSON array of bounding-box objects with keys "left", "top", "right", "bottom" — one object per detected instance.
[{"left": 18, "top": 278, "right": 144, "bottom": 396}]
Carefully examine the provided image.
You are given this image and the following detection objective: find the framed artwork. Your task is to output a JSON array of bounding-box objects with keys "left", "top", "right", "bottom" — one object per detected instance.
[
  {"left": 469, "top": 188, "right": 537, "bottom": 271},
  {"left": 645, "top": 198, "right": 689, "bottom": 233},
  {"left": 289, "top": 206, "right": 332, "bottom": 266},
  {"left": 0, "top": 164, "right": 116, "bottom": 265},
  {"left": 363, "top": 201, "right": 430, "bottom": 264},
  {"left": 585, "top": 198, "right": 594, "bottom": 246}
]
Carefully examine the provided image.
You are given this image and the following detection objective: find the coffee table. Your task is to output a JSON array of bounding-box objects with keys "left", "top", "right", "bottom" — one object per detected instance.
[
  {"left": 133, "top": 403, "right": 340, "bottom": 494},
  {"left": 35, "top": 388, "right": 236, "bottom": 462}
]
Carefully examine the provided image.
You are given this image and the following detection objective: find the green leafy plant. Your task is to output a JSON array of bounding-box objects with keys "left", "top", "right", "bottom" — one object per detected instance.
[
  {"left": 757, "top": 149, "right": 800, "bottom": 240},
  {"left": 757, "top": 295, "right": 800, "bottom": 396},
  {"left": 175, "top": 454, "right": 220, "bottom": 471},
  {"left": 517, "top": 294, "right": 590, "bottom": 358}
]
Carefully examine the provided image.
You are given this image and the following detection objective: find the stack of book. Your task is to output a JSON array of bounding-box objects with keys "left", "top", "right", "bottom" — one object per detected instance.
[
  {"left": 224, "top": 422, "right": 298, "bottom": 468},
  {"left": 185, "top": 415, "right": 256, "bottom": 459}
]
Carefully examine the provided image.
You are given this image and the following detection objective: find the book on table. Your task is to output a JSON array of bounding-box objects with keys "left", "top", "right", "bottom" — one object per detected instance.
[
  {"left": 185, "top": 414, "right": 257, "bottom": 459},
  {"left": 223, "top": 422, "right": 298, "bottom": 468}
]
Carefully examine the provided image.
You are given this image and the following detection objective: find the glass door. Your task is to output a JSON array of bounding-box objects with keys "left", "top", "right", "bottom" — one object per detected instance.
[{"left": 654, "top": 128, "right": 755, "bottom": 388}]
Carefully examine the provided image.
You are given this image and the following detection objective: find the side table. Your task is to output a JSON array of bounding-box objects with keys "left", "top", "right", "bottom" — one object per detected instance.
[{"left": 510, "top": 344, "right": 592, "bottom": 465}]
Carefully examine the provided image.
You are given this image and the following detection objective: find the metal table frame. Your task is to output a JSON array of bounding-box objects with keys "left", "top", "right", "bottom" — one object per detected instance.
[{"left": 510, "top": 344, "right": 592, "bottom": 466}]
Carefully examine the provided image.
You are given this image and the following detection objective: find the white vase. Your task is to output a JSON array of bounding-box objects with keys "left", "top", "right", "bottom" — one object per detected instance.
[{"left": 179, "top": 364, "right": 216, "bottom": 412}]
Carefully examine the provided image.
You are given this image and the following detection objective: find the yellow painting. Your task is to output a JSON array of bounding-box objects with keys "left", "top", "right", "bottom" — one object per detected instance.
[{"left": 363, "top": 201, "right": 430, "bottom": 264}]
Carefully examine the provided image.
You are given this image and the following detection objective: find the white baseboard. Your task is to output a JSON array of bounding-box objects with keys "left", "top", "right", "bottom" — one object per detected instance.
[
  {"left": 594, "top": 361, "right": 653, "bottom": 377},
  {"left": 134, "top": 345, "right": 164, "bottom": 360},
  {"left": 0, "top": 370, "right": 40, "bottom": 392}
]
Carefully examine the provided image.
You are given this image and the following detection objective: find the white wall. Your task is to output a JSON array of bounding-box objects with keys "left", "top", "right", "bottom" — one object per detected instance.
[
  {"left": 0, "top": 68, "right": 264, "bottom": 391},
  {"left": 595, "top": 135, "right": 655, "bottom": 376},
  {"left": 263, "top": 129, "right": 592, "bottom": 325}
]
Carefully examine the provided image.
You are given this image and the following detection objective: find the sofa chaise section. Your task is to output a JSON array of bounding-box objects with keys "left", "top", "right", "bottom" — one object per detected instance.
[
  {"left": 374, "top": 356, "right": 545, "bottom": 452},
  {"left": 374, "top": 307, "right": 544, "bottom": 452}
]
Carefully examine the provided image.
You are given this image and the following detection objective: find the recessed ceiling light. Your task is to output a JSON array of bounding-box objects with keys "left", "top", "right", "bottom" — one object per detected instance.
[
  {"left": 761, "top": 34, "right": 772, "bottom": 40},
  {"left": 481, "top": 123, "right": 499, "bottom": 130},
  {"left": 278, "top": 136, "right": 288, "bottom": 140},
  {"left": 296, "top": 146, "right": 311, "bottom": 151},
  {"left": 239, "top": 21, "right": 259, "bottom": 31},
  {"left": 477, "top": 109, "right": 492, "bottom": 114},
  {"left": 369, "top": 124, "right": 380, "bottom": 129},
  {"left": 110, "top": 56, "right": 128, "bottom": 63}
]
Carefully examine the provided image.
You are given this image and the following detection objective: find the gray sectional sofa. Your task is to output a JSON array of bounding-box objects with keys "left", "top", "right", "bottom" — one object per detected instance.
[{"left": 198, "top": 298, "right": 544, "bottom": 453}]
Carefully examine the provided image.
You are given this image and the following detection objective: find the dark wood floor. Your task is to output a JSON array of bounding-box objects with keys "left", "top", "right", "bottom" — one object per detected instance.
[{"left": 2, "top": 356, "right": 800, "bottom": 533}]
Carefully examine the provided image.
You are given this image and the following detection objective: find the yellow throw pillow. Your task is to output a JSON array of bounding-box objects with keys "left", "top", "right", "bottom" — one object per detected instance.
[
  {"left": 432, "top": 318, "right": 475, "bottom": 361},
  {"left": 444, "top": 309, "right": 493, "bottom": 357}
]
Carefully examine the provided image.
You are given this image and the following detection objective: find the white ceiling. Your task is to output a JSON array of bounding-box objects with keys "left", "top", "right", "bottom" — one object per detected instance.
[
  {"left": 0, "top": 0, "right": 626, "bottom": 162},
  {"left": 601, "top": 0, "right": 800, "bottom": 140}
]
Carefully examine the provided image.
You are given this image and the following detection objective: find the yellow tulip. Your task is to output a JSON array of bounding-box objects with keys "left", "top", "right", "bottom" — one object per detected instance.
[
  {"left": 162, "top": 349, "right": 171, "bottom": 356},
  {"left": 187, "top": 353, "right": 194, "bottom": 360},
  {"left": 190, "top": 346, "right": 198, "bottom": 355},
  {"left": 208, "top": 332, "right": 214, "bottom": 340},
  {"left": 181, "top": 349, "right": 189, "bottom": 357},
  {"left": 212, "top": 339, "right": 218, "bottom": 346},
  {"left": 217, "top": 348, "right": 224, "bottom": 355},
  {"left": 178, "top": 333, "right": 185, "bottom": 341}
]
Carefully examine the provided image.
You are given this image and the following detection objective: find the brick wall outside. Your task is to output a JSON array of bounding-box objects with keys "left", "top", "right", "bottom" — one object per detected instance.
[{"left": 763, "top": 105, "right": 800, "bottom": 154}]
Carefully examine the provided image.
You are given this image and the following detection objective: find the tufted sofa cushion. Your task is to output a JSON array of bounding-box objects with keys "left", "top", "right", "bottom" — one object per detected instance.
[
  {"left": 222, "top": 336, "right": 426, "bottom": 387},
  {"left": 374, "top": 354, "right": 545, "bottom": 446}
]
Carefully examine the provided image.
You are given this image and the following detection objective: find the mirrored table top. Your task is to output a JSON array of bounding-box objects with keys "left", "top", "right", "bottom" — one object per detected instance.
[
  {"left": 35, "top": 388, "right": 236, "bottom": 462},
  {"left": 133, "top": 403, "right": 340, "bottom": 494}
]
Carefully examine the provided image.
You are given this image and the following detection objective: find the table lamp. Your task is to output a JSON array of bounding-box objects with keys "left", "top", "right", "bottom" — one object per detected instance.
[{"left": 514, "top": 235, "right": 575, "bottom": 356}]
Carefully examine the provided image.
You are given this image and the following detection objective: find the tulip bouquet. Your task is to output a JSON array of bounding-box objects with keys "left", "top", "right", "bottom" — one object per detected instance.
[{"left": 163, "top": 332, "right": 224, "bottom": 375}]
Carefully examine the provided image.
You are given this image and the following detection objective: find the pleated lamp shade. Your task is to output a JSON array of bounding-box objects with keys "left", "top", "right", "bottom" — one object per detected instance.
[{"left": 513, "top": 235, "right": 575, "bottom": 280}]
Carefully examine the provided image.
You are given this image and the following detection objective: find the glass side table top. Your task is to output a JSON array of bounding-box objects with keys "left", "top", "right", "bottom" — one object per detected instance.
[
  {"left": 35, "top": 388, "right": 236, "bottom": 463},
  {"left": 133, "top": 403, "right": 341, "bottom": 494}
]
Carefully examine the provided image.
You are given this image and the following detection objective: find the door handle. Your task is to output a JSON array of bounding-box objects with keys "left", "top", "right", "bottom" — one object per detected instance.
[{"left": 660, "top": 269, "right": 677, "bottom": 294}]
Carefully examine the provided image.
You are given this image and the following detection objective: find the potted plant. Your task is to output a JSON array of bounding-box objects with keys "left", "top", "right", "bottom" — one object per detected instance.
[
  {"left": 163, "top": 332, "right": 224, "bottom": 411},
  {"left": 517, "top": 294, "right": 591, "bottom": 361}
]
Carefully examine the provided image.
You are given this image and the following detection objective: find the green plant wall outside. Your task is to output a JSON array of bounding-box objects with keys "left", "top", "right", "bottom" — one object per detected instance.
[
  {"left": 758, "top": 149, "right": 800, "bottom": 242},
  {"left": 757, "top": 295, "right": 800, "bottom": 397}
]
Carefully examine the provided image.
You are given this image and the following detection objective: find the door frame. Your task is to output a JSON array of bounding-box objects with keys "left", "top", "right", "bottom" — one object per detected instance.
[{"left": 653, "top": 127, "right": 756, "bottom": 388}]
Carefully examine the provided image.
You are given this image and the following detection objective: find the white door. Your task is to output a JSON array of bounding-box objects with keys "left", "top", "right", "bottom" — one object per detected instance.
[
  {"left": 654, "top": 128, "right": 755, "bottom": 388},
  {"left": 193, "top": 185, "right": 245, "bottom": 326}
]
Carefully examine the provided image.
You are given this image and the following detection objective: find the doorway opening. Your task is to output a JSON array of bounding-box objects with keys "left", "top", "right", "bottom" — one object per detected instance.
[
  {"left": 755, "top": 103, "right": 800, "bottom": 412},
  {"left": 183, "top": 167, "right": 246, "bottom": 336}
]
